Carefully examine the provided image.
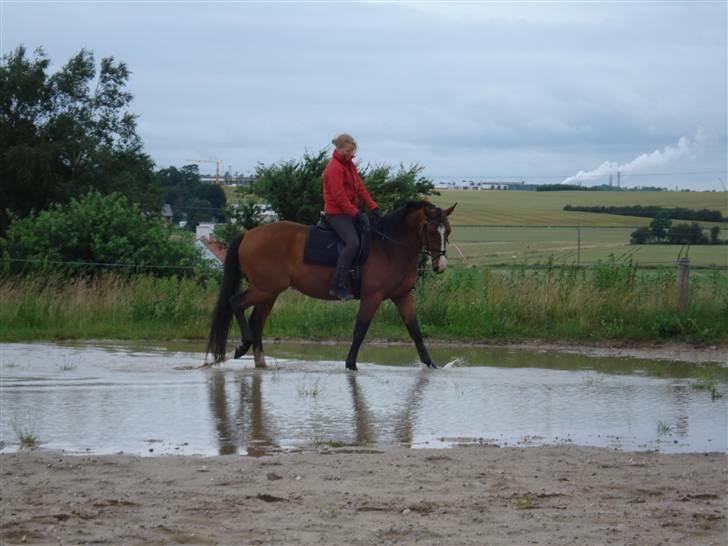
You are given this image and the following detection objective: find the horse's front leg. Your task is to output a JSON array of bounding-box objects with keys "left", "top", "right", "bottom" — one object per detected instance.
[
  {"left": 392, "top": 291, "right": 437, "bottom": 368},
  {"left": 345, "top": 296, "right": 382, "bottom": 371}
]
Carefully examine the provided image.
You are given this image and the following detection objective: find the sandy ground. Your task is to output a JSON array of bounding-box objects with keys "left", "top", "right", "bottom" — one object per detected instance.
[{"left": 1, "top": 445, "right": 726, "bottom": 545}]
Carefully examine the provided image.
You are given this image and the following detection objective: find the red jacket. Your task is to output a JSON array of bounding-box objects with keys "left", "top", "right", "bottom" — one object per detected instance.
[{"left": 323, "top": 149, "right": 378, "bottom": 217}]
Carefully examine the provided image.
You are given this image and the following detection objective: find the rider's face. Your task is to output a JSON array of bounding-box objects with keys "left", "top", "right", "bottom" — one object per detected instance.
[{"left": 340, "top": 143, "right": 356, "bottom": 161}]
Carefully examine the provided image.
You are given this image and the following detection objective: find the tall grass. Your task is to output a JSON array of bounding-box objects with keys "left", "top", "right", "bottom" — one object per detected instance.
[{"left": 1, "top": 260, "right": 726, "bottom": 343}]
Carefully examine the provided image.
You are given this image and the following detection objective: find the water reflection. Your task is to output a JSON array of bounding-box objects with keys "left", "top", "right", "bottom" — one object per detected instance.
[
  {"left": 208, "top": 370, "right": 275, "bottom": 456},
  {"left": 1, "top": 341, "right": 725, "bottom": 456},
  {"left": 207, "top": 369, "right": 436, "bottom": 455},
  {"left": 347, "top": 374, "right": 375, "bottom": 446}
]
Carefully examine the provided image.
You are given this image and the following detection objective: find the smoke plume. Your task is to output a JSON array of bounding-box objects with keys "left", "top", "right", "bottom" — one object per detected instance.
[{"left": 561, "top": 129, "right": 704, "bottom": 185}]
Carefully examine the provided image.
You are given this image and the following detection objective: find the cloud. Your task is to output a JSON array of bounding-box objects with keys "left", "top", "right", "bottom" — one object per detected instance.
[{"left": 561, "top": 129, "right": 706, "bottom": 185}]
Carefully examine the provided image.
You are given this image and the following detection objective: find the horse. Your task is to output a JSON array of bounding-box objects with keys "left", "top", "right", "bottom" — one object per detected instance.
[{"left": 205, "top": 200, "right": 456, "bottom": 371}]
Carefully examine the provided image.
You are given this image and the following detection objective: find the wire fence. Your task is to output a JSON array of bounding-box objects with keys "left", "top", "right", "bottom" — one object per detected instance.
[
  {"left": 1, "top": 225, "right": 725, "bottom": 273},
  {"left": 447, "top": 225, "right": 727, "bottom": 268}
]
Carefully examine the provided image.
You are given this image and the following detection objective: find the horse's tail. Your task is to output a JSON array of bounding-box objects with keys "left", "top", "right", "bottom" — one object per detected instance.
[{"left": 205, "top": 233, "right": 245, "bottom": 363}]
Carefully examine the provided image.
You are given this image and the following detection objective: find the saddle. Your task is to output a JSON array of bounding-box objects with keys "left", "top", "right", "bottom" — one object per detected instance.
[{"left": 303, "top": 213, "right": 372, "bottom": 299}]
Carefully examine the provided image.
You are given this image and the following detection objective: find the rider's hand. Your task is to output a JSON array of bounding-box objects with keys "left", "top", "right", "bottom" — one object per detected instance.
[{"left": 358, "top": 212, "right": 371, "bottom": 232}]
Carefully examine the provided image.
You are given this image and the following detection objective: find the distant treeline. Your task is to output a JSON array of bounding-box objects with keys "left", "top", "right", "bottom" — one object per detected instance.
[
  {"left": 538, "top": 184, "right": 598, "bottom": 192},
  {"left": 564, "top": 205, "right": 726, "bottom": 223}
]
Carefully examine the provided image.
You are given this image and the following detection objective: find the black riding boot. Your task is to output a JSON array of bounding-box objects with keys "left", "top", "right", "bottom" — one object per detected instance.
[{"left": 329, "top": 262, "right": 354, "bottom": 301}]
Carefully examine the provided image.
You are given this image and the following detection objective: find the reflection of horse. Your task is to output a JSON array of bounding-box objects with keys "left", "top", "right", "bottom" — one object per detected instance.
[{"left": 206, "top": 200, "right": 456, "bottom": 370}]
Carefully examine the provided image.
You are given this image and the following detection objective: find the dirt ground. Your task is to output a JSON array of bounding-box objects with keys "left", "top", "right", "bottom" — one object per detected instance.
[{"left": 1, "top": 445, "right": 726, "bottom": 545}]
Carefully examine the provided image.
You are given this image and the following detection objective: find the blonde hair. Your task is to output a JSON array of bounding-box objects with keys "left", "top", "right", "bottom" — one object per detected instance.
[{"left": 331, "top": 133, "right": 357, "bottom": 152}]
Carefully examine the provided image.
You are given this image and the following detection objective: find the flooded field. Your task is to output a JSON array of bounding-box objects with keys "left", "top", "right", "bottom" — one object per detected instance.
[{"left": 1, "top": 341, "right": 726, "bottom": 456}]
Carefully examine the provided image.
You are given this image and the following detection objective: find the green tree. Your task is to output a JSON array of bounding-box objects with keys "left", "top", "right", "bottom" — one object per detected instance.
[
  {"left": 649, "top": 212, "right": 672, "bottom": 241},
  {"left": 156, "top": 164, "right": 227, "bottom": 228},
  {"left": 243, "top": 148, "right": 438, "bottom": 224},
  {"left": 629, "top": 226, "right": 650, "bottom": 245},
  {"left": 360, "top": 163, "right": 438, "bottom": 211},
  {"left": 668, "top": 223, "right": 708, "bottom": 245},
  {"left": 0, "top": 191, "right": 209, "bottom": 276},
  {"left": 0, "top": 46, "right": 159, "bottom": 233},
  {"left": 709, "top": 226, "right": 721, "bottom": 244}
]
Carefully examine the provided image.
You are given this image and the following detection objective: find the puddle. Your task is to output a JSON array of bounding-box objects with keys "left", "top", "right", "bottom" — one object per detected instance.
[{"left": 1, "top": 341, "right": 726, "bottom": 456}]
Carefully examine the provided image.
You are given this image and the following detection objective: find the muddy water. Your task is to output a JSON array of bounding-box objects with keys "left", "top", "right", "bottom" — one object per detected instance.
[{"left": 1, "top": 341, "right": 726, "bottom": 456}]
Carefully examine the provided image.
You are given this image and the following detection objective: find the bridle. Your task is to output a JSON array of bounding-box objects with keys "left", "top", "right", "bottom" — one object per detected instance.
[{"left": 419, "top": 218, "right": 448, "bottom": 260}]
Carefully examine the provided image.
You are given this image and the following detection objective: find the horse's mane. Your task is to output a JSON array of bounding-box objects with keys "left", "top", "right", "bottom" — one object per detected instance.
[{"left": 378, "top": 200, "right": 433, "bottom": 239}]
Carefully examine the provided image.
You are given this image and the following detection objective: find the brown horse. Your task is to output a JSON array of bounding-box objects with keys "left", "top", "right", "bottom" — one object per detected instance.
[{"left": 205, "top": 200, "right": 456, "bottom": 371}]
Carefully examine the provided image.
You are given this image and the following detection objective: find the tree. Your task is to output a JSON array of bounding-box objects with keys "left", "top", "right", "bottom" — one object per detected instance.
[
  {"left": 243, "top": 148, "right": 439, "bottom": 224},
  {"left": 360, "top": 163, "right": 438, "bottom": 211},
  {"left": 668, "top": 223, "right": 708, "bottom": 245},
  {"left": 630, "top": 226, "right": 650, "bottom": 245},
  {"left": 156, "top": 164, "right": 227, "bottom": 228},
  {"left": 242, "top": 149, "right": 329, "bottom": 224},
  {"left": 710, "top": 226, "right": 721, "bottom": 244},
  {"left": 0, "top": 46, "right": 159, "bottom": 233},
  {"left": 0, "top": 191, "right": 210, "bottom": 276},
  {"left": 649, "top": 212, "right": 672, "bottom": 241}
]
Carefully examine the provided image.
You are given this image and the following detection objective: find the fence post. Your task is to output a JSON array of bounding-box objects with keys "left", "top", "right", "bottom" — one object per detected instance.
[
  {"left": 577, "top": 227, "right": 581, "bottom": 266},
  {"left": 677, "top": 257, "right": 690, "bottom": 314}
]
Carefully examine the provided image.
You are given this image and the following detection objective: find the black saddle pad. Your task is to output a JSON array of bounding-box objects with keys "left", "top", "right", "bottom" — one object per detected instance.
[{"left": 303, "top": 222, "right": 370, "bottom": 268}]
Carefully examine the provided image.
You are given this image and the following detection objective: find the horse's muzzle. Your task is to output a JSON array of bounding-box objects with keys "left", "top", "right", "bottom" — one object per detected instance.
[{"left": 433, "top": 254, "right": 448, "bottom": 274}]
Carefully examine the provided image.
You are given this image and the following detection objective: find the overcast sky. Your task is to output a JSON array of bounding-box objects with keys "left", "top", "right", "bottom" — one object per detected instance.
[{"left": 3, "top": 1, "right": 726, "bottom": 190}]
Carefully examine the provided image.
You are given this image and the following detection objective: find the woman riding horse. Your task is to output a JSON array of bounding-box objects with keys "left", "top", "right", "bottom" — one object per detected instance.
[
  {"left": 323, "top": 133, "right": 381, "bottom": 301},
  {"left": 205, "top": 199, "right": 455, "bottom": 371}
]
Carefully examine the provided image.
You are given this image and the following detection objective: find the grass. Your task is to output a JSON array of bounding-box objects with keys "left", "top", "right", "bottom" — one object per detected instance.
[
  {"left": 1, "top": 262, "right": 727, "bottom": 344},
  {"left": 12, "top": 418, "right": 39, "bottom": 449},
  {"left": 691, "top": 371, "right": 725, "bottom": 400},
  {"left": 656, "top": 420, "right": 673, "bottom": 437},
  {"left": 297, "top": 373, "right": 327, "bottom": 398}
]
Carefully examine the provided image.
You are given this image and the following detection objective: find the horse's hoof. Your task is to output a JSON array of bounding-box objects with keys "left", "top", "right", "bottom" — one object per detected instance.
[
  {"left": 346, "top": 363, "right": 358, "bottom": 371},
  {"left": 427, "top": 362, "right": 438, "bottom": 369},
  {"left": 234, "top": 341, "right": 251, "bottom": 359}
]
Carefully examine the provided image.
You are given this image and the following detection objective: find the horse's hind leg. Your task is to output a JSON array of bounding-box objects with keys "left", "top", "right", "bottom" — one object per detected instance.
[
  {"left": 229, "top": 289, "right": 267, "bottom": 360},
  {"left": 250, "top": 299, "right": 276, "bottom": 368},
  {"left": 233, "top": 307, "right": 254, "bottom": 359}
]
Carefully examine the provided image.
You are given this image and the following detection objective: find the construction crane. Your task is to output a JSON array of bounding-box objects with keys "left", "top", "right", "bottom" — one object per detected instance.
[{"left": 185, "top": 159, "right": 223, "bottom": 184}]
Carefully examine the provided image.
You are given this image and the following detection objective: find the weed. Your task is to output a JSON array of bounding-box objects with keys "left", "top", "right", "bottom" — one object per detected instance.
[
  {"left": 319, "top": 503, "right": 339, "bottom": 519},
  {"left": 656, "top": 420, "right": 673, "bottom": 437},
  {"left": 12, "top": 419, "right": 39, "bottom": 449},
  {"left": 512, "top": 495, "right": 537, "bottom": 510},
  {"left": 298, "top": 373, "right": 327, "bottom": 398},
  {"left": 691, "top": 371, "right": 723, "bottom": 399}
]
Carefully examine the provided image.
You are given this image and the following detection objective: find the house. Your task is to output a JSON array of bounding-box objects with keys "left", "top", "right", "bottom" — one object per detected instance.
[
  {"left": 195, "top": 235, "right": 226, "bottom": 267},
  {"left": 161, "top": 204, "right": 174, "bottom": 224}
]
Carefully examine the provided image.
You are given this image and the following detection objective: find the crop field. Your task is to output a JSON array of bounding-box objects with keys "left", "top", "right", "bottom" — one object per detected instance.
[
  {"left": 430, "top": 190, "right": 728, "bottom": 267},
  {"left": 430, "top": 190, "right": 727, "bottom": 227}
]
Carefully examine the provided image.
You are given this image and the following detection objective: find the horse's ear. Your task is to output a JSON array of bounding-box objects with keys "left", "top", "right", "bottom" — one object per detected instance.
[{"left": 444, "top": 203, "right": 457, "bottom": 216}]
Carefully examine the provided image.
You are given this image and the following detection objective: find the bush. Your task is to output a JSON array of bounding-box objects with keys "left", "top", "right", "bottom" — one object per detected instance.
[{"left": 0, "top": 191, "right": 212, "bottom": 276}]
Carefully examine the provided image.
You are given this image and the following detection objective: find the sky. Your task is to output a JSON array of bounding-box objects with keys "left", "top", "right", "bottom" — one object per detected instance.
[{"left": 2, "top": 0, "right": 727, "bottom": 190}]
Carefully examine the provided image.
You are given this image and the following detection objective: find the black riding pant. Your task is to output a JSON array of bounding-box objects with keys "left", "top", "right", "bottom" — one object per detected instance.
[{"left": 327, "top": 214, "right": 359, "bottom": 271}]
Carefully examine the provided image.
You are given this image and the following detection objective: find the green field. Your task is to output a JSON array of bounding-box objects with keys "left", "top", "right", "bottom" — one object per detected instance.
[
  {"left": 431, "top": 191, "right": 728, "bottom": 268},
  {"left": 430, "top": 190, "right": 727, "bottom": 226}
]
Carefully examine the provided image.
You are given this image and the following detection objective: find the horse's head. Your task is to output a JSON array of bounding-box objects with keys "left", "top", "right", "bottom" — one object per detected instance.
[{"left": 421, "top": 203, "right": 456, "bottom": 274}]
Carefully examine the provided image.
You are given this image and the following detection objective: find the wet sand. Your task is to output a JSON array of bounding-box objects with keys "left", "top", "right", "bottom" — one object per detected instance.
[{"left": 1, "top": 445, "right": 726, "bottom": 545}]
